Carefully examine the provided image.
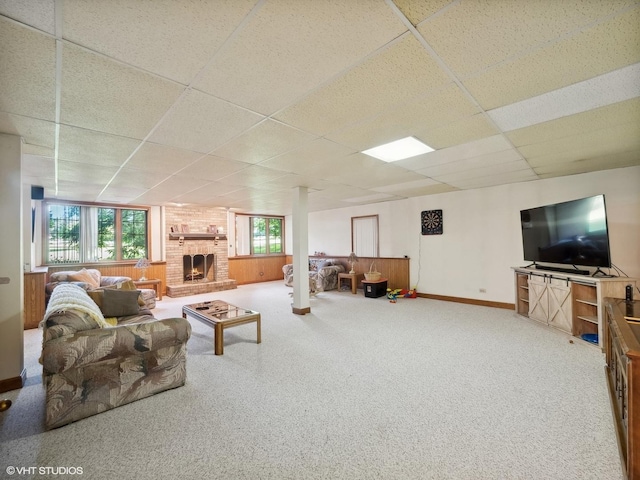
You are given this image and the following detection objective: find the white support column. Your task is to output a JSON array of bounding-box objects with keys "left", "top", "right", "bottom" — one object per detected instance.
[
  {"left": 0, "top": 134, "right": 25, "bottom": 391},
  {"left": 291, "top": 186, "right": 310, "bottom": 315}
]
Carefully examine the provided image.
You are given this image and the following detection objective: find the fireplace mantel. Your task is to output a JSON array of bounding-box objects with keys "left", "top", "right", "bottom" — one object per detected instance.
[{"left": 169, "top": 233, "right": 227, "bottom": 241}]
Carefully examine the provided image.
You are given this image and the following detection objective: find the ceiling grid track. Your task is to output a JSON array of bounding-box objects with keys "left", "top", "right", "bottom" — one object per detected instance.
[{"left": 53, "top": 0, "right": 63, "bottom": 196}]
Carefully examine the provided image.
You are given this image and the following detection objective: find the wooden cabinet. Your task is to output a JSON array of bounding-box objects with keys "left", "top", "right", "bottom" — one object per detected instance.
[
  {"left": 24, "top": 269, "right": 47, "bottom": 329},
  {"left": 604, "top": 298, "right": 640, "bottom": 480},
  {"left": 513, "top": 268, "right": 636, "bottom": 346}
]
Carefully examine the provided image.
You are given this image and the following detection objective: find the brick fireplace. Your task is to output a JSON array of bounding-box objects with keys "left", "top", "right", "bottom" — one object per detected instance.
[{"left": 165, "top": 206, "right": 236, "bottom": 297}]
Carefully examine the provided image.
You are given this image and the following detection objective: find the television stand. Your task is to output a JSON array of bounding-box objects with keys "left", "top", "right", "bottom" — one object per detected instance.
[
  {"left": 534, "top": 264, "right": 589, "bottom": 276},
  {"left": 512, "top": 266, "right": 638, "bottom": 348}
]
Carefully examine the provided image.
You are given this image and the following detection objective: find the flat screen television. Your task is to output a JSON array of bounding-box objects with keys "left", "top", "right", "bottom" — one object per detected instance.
[{"left": 520, "top": 194, "right": 612, "bottom": 270}]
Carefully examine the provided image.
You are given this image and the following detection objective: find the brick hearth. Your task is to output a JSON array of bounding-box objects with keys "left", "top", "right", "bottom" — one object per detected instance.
[{"left": 166, "top": 279, "right": 237, "bottom": 297}]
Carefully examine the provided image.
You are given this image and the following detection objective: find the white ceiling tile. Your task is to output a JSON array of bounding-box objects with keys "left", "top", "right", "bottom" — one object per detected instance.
[
  {"left": 176, "top": 155, "right": 250, "bottom": 182},
  {"left": 125, "top": 142, "right": 203, "bottom": 174},
  {"left": 257, "top": 174, "right": 334, "bottom": 192},
  {"left": 372, "top": 178, "right": 440, "bottom": 194},
  {"left": 343, "top": 193, "right": 398, "bottom": 203},
  {"left": 61, "top": 43, "right": 185, "bottom": 138},
  {"left": 434, "top": 159, "right": 534, "bottom": 184},
  {"left": 396, "top": 135, "right": 513, "bottom": 171},
  {"left": 108, "top": 167, "right": 172, "bottom": 190},
  {"left": 0, "top": 0, "right": 55, "bottom": 34},
  {"left": 0, "top": 112, "right": 55, "bottom": 150},
  {"left": 62, "top": 0, "right": 258, "bottom": 84},
  {"left": 148, "top": 89, "right": 264, "bottom": 153},
  {"left": 519, "top": 121, "right": 640, "bottom": 163},
  {"left": 416, "top": 148, "right": 523, "bottom": 178},
  {"left": 149, "top": 175, "right": 211, "bottom": 195},
  {"left": 215, "top": 165, "right": 289, "bottom": 188},
  {"left": 22, "top": 154, "right": 55, "bottom": 181},
  {"left": 419, "top": 0, "right": 639, "bottom": 76},
  {"left": 58, "top": 125, "right": 141, "bottom": 166},
  {"left": 99, "top": 186, "right": 149, "bottom": 203},
  {"left": 489, "top": 63, "right": 640, "bottom": 131},
  {"left": 259, "top": 138, "right": 356, "bottom": 176},
  {"left": 392, "top": 0, "right": 453, "bottom": 26},
  {"left": 194, "top": 0, "right": 407, "bottom": 115},
  {"left": 57, "top": 160, "right": 118, "bottom": 185},
  {"left": 327, "top": 83, "right": 481, "bottom": 152},
  {"left": 507, "top": 97, "right": 640, "bottom": 147},
  {"left": 56, "top": 181, "right": 104, "bottom": 201},
  {"left": 534, "top": 151, "right": 640, "bottom": 177},
  {"left": 448, "top": 168, "right": 539, "bottom": 190},
  {"left": 22, "top": 143, "right": 54, "bottom": 157},
  {"left": 462, "top": 6, "right": 640, "bottom": 110},
  {"left": 274, "top": 34, "right": 451, "bottom": 136},
  {"left": 450, "top": 170, "right": 540, "bottom": 190},
  {"left": 0, "top": 17, "right": 56, "bottom": 120},
  {"left": 172, "top": 182, "right": 243, "bottom": 204},
  {"left": 212, "top": 119, "right": 316, "bottom": 164}
]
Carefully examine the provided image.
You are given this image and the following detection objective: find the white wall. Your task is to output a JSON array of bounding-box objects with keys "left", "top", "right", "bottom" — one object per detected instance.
[
  {"left": 0, "top": 134, "right": 24, "bottom": 386},
  {"left": 287, "top": 166, "right": 640, "bottom": 305}
]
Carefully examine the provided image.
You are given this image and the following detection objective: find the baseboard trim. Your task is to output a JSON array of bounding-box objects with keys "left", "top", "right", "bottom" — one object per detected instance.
[
  {"left": 417, "top": 293, "right": 514, "bottom": 310},
  {"left": 0, "top": 368, "right": 26, "bottom": 393},
  {"left": 292, "top": 306, "right": 311, "bottom": 315}
]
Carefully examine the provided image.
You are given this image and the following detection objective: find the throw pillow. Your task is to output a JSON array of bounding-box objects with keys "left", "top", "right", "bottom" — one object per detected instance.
[
  {"left": 100, "top": 289, "right": 141, "bottom": 317},
  {"left": 87, "top": 290, "right": 105, "bottom": 309},
  {"left": 116, "top": 280, "right": 138, "bottom": 291},
  {"left": 67, "top": 268, "right": 100, "bottom": 289},
  {"left": 113, "top": 280, "right": 145, "bottom": 306}
]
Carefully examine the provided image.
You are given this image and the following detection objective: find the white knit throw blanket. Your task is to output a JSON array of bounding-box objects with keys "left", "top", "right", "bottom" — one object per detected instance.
[{"left": 40, "top": 283, "right": 110, "bottom": 329}]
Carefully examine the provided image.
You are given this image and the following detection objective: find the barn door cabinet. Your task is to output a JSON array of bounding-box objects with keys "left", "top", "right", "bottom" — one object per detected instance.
[{"left": 527, "top": 273, "right": 572, "bottom": 334}]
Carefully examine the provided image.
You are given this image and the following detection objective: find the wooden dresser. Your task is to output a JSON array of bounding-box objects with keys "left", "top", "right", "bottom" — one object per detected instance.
[{"left": 604, "top": 298, "right": 640, "bottom": 480}]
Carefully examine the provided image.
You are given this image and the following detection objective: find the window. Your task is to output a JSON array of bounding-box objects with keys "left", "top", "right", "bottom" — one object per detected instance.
[
  {"left": 45, "top": 201, "right": 148, "bottom": 264},
  {"left": 235, "top": 215, "right": 283, "bottom": 255}
]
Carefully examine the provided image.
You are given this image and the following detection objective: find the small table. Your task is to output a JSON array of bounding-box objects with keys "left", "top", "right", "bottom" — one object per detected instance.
[
  {"left": 338, "top": 272, "right": 364, "bottom": 294},
  {"left": 182, "top": 300, "right": 261, "bottom": 355},
  {"left": 133, "top": 279, "right": 162, "bottom": 300}
]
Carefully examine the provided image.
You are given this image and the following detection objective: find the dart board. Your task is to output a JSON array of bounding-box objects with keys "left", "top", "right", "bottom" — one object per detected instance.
[{"left": 421, "top": 210, "right": 443, "bottom": 235}]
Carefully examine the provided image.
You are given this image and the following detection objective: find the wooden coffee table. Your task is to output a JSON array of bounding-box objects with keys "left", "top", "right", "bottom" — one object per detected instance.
[{"left": 182, "top": 300, "right": 261, "bottom": 355}]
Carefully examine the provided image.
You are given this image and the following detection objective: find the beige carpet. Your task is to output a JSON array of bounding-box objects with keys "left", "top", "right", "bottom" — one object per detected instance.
[{"left": 0, "top": 281, "right": 623, "bottom": 479}]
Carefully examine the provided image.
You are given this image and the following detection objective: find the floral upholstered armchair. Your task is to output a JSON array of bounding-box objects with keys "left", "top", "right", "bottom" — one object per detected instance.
[{"left": 282, "top": 258, "right": 345, "bottom": 292}]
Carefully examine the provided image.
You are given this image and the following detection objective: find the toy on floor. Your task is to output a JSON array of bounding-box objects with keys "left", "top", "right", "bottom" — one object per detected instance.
[{"left": 386, "top": 288, "right": 417, "bottom": 303}]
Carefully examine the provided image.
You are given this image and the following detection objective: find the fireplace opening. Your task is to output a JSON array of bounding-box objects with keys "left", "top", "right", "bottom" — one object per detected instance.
[{"left": 183, "top": 254, "right": 215, "bottom": 282}]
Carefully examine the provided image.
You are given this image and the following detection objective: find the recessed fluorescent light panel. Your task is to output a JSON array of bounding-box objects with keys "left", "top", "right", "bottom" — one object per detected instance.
[{"left": 362, "top": 136, "right": 434, "bottom": 162}]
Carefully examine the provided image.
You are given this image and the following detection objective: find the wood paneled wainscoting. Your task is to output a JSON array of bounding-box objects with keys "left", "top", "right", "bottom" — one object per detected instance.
[
  {"left": 228, "top": 255, "right": 288, "bottom": 285},
  {"left": 285, "top": 255, "right": 411, "bottom": 291}
]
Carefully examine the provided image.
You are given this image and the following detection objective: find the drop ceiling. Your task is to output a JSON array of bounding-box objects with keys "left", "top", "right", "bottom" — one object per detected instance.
[{"left": 1, "top": 0, "right": 639, "bottom": 215}]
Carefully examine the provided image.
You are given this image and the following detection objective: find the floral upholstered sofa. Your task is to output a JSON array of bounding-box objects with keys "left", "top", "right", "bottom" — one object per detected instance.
[
  {"left": 282, "top": 258, "right": 345, "bottom": 292},
  {"left": 45, "top": 268, "right": 156, "bottom": 309},
  {"left": 40, "top": 283, "right": 191, "bottom": 429}
]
